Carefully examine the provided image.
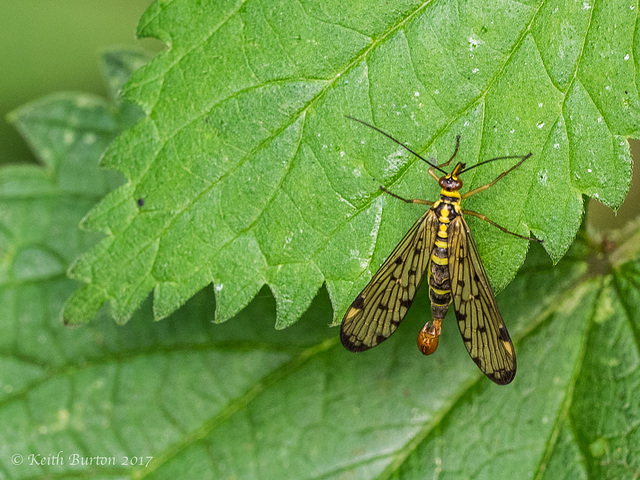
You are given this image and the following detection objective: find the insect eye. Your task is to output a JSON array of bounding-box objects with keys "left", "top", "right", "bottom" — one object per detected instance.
[{"left": 439, "top": 176, "right": 463, "bottom": 190}]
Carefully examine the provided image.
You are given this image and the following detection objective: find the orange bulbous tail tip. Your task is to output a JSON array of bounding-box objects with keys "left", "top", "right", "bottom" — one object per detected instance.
[{"left": 417, "top": 319, "right": 442, "bottom": 356}]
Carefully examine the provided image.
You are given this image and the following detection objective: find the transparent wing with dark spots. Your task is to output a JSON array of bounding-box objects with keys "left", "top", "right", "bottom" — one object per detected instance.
[
  {"left": 449, "top": 216, "right": 517, "bottom": 385},
  {"left": 340, "top": 209, "right": 437, "bottom": 352}
]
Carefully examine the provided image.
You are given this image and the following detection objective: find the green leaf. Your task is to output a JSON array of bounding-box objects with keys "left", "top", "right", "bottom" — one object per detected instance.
[
  {"left": 62, "top": 0, "right": 638, "bottom": 326},
  {"left": 4, "top": 44, "right": 640, "bottom": 480}
]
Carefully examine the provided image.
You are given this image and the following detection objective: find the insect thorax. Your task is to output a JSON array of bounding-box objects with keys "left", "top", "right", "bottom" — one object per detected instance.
[{"left": 433, "top": 189, "right": 462, "bottom": 218}]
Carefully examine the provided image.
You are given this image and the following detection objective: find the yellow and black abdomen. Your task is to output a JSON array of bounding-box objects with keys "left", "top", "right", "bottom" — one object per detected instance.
[
  {"left": 417, "top": 193, "right": 461, "bottom": 356},
  {"left": 428, "top": 194, "right": 460, "bottom": 322}
]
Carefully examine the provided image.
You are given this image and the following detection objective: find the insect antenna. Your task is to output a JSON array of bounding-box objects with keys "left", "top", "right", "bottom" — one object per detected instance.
[
  {"left": 460, "top": 152, "right": 532, "bottom": 174},
  {"left": 345, "top": 116, "right": 447, "bottom": 174}
]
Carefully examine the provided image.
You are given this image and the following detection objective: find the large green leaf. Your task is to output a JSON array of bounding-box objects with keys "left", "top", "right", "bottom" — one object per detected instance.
[
  {"left": 62, "top": 0, "right": 638, "bottom": 326},
  {"left": 4, "top": 47, "right": 640, "bottom": 479}
]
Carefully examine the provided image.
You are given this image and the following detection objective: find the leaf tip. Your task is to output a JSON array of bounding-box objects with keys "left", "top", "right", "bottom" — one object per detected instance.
[{"left": 62, "top": 284, "right": 108, "bottom": 325}]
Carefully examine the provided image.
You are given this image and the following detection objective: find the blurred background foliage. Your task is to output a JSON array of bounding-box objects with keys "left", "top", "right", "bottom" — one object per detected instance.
[{"left": 0, "top": 0, "right": 162, "bottom": 165}]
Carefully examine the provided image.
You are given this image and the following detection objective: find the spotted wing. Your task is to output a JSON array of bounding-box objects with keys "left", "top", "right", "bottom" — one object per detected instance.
[
  {"left": 340, "top": 209, "right": 438, "bottom": 352},
  {"left": 449, "top": 216, "right": 517, "bottom": 385}
]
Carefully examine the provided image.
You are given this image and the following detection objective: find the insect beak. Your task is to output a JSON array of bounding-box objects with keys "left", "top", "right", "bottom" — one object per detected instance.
[{"left": 452, "top": 162, "right": 466, "bottom": 178}]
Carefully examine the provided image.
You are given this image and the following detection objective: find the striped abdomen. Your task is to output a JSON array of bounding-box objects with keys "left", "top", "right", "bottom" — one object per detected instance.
[
  {"left": 418, "top": 192, "right": 460, "bottom": 356},
  {"left": 430, "top": 192, "right": 462, "bottom": 316}
]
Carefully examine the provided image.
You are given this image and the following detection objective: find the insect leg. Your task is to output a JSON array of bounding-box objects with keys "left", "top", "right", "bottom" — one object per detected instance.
[
  {"left": 428, "top": 135, "right": 461, "bottom": 181},
  {"left": 461, "top": 152, "right": 532, "bottom": 199},
  {"left": 379, "top": 186, "right": 433, "bottom": 205},
  {"left": 462, "top": 209, "right": 542, "bottom": 242}
]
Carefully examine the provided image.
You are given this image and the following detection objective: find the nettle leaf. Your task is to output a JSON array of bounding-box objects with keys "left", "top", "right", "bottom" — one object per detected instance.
[{"left": 62, "top": 1, "right": 638, "bottom": 329}]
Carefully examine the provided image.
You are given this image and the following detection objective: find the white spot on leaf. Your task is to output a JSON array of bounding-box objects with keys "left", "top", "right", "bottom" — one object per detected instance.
[
  {"left": 383, "top": 147, "right": 409, "bottom": 176},
  {"left": 538, "top": 169, "right": 548, "bottom": 185}
]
